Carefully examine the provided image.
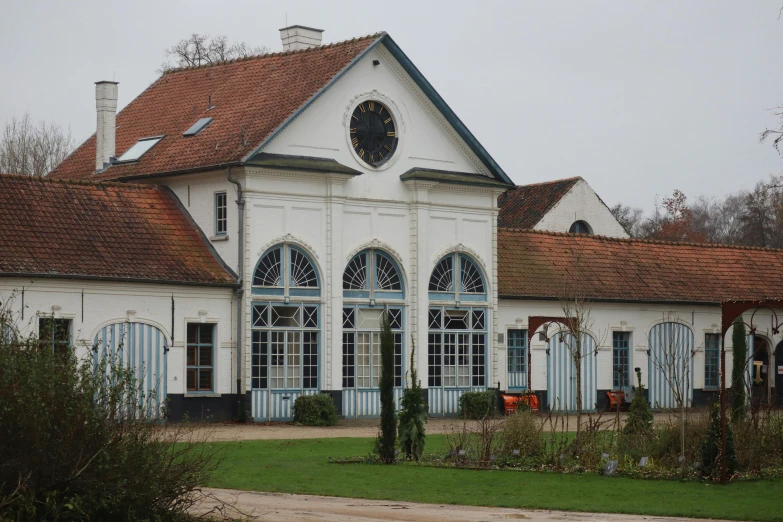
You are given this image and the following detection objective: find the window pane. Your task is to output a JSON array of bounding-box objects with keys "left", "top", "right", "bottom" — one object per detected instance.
[
  {"left": 428, "top": 333, "right": 442, "bottom": 387},
  {"left": 116, "top": 137, "right": 162, "bottom": 162},
  {"left": 357, "top": 332, "right": 371, "bottom": 388},
  {"left": 343, "top": 307, "right": 355, "bottom": 329},
  {"left": 187, "top": 345, "right": 197, "bottom": 366},
  {"left": 612, "top": 332, "right": 630, "bottom": 389},
  {"left": 271, "top": 306, "right": 300, "bottom": 327},
  {"left": 187, "top": 369, "right": 197, "bottom": 391},
  {"left": 303, "top": 306, "right": 318, "bottom": 328},
  {"left": 198, "top": 369, "right": 213, "bottom": 391},
  {"left": 199, "top": 345, "right": 212, "bottom": 367},
  {"left": 199, "top": 324, "right": 213, "bottom": 344},
  {"left": 372, "top": 334, "right": 382, "bottom": 387},
  {"left": 187, "top": 323, "right": 198, "bottom": 344},
  {"left": 357, "top": 308, "right": 383, "bottom": 329},
  {"left": 342, "top": 332, "right": 355, "bottom": 388},
  {"left": 444, "top": 310, "right": 469, "bottom": 330}
]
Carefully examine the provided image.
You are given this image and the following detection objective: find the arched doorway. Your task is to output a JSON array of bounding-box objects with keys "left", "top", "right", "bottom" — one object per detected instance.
[
  {"left": 341, "top": 248, "right": 406, "bottom": 418},
  {"left": 427, "top": 252, "right": 488, "bottom": 415},
  {"left": 750, "top": 336, "right": 771, "bottom": 407},
  {"left": 775, "top": 341, "right": 783, "bottom": 406},
  {"left": 647, "top": 322, "right": 694, "bottom": 410},
  {"left": 93, "top": 322, "right": 168, "bottom": 419},
  {"left": 250, "top": 242, "right": 322, "bottom": 421},
  {"left": 546, "top": 331, "right": 598, "bottom": 412}
]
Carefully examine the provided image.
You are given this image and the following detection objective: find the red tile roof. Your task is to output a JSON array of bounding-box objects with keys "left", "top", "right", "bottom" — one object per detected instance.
[
  {"left": 497, "top": 177, "right": 581, "bottom": 229},
  {"left": 498, "top": 229, "right": 783, "bottom": 304},
  {"left": 0, "top": 174, "right": 236, "bottom": 286},
  {"left": 49, "top": 35, "right": 381, "bottom": 181}
]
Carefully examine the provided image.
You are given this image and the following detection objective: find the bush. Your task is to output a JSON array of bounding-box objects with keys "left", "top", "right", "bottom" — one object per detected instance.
[
  {"left": 501, "top": 410, "right": 543, "bottom": 457},
  {"left": 458, "top": 391, "right": 496, "bottom": 420},
  {"left": 0, "top": 314, "right": 219, "bottom": 521},
  {"left": 701, "top": 403, "right": 737, "bottom": 478},
  {"left": 623, "top": 369, "right": 653, "bottom": 436},
  {"left": 398, "top": 339, "right": 427, "bottom": 460},
  {"left": 292, "top": 394, "right": 338, "bottom": 426}
]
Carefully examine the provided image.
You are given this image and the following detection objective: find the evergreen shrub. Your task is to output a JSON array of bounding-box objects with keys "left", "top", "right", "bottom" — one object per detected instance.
[
  {"left": 292, "top": 394, "right": 338, "bottom": 427},
  {"left": 458, "top": 390, "right": 496, "bottom": 419},
  {"left": 398, "top": 340, "right": 428, "bottom": 460},
  {"left": 376, "top": 311, "right": 397, "bottom": 463},
  {"left": 701, "top": 403, "right": 737, "bottom": 478}
]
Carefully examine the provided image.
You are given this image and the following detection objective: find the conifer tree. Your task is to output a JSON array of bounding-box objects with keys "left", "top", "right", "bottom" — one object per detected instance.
[
  {"left": 731, "top": 320, "right": 747, "bottom": 421},
  {"left": 624, "top": 367, "right": 653, "bottom": 436},
  {"left": 377, "top": 311, "right": 396, "bottom": 463}
]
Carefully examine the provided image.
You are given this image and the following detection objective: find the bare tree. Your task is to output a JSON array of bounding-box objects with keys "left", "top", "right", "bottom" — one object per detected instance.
[
  {"left": 647, "top": 315, "right": 697, "bottom": 468},
  {"left": 557, "top": 246, "right": 605, "bottom": 434},
  {"left": 160, "top": 34, "right": 270, "bottom": 72},
  {"left": 610, "top": 203, "right": 645, "bottom": 238},
  {"left": 0, "top": 113, "right": 74, "bottom": 177}
]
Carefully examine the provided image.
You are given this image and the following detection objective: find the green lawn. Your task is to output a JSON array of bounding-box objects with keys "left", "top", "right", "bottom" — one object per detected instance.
[{"left": 207, "top": 436, "right": 783, "bottom": 521}]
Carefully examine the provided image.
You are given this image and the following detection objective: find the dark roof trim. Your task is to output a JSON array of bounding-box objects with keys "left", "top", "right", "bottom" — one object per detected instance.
[
  {"left": 380, "top": 35, "right": 514, "bottom": 187},
  {"left": 499, "top": 294, "right": 721, "bottom": 307},
  {"left": 241, "top": 34, "right": 386, "bottom": 163},
  {"left": 163, "top": 186, "right": 239, "bottom": 282},
  {"left": 0, "top": 272, "right": 239, "bottom": 288},
  {"left": 246, "top": 153, "right": 362, "bottom": 175},
  {"left": 108, "top": 162, "right": 244, "bottom": 182},
  {"left": 400, "top": 168, "right": 509, "bottom": 188}
]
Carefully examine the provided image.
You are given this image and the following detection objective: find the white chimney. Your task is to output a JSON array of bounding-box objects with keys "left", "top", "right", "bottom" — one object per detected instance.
[
  {"left": 95, "top": 81, "right": 119, "bottom": 171},
  {"left": 279, "top": 25, "right": 324, "bottom": 51}
]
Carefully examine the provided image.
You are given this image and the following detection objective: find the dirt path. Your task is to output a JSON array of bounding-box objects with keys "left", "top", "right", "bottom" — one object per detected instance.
[{"left": 196, "top": 488, "right": 738, "bottom": 522}]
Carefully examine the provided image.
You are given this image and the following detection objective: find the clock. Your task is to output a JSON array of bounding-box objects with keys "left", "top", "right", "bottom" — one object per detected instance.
[{"left": 350, "top": 100, "right": 397, "bottom": 167}]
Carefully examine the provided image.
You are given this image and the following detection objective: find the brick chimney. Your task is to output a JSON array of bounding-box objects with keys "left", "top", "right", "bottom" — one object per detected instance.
[
  {"left": 279, "top": 25, "right": 324, "bottom": 51},
  {"left": 95, "top": 81, "right": 119, "bottom": 171}
]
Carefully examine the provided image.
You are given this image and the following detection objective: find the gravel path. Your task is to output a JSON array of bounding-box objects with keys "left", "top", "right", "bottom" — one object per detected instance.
[
  {"left": 195, "top": 488, "right": 738, "bottom": 522},
  {"left": 176, "top": 413, "right": 678, "bottom": 442}
]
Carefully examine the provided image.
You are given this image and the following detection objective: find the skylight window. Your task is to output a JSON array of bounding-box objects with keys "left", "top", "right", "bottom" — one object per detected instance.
[
  {"left": 183, "top": 117, "right": 213, "bottom": 137},
  {"left": 116, "top": 136, "right": 163, "bottom": 163}
]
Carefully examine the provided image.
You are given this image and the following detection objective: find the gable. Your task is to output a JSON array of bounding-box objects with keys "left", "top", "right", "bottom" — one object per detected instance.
[
  {"left": 498, "top": 177, "right": 581, "bottom": 229},
  {"left": 257, "top": 42, "right": 507, "bottom": 199},
  {"left": 533, "top": 180, "right": 628, "bottom": 238}
]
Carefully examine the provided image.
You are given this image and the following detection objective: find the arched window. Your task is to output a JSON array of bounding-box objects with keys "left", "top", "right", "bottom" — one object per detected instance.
[
  {"left": 428, "top": 253, "right": 486, "bottom": 298},
  {"left": 342, "top": 249, "right": 403, "bottom": 299},
  {"left": 427, "top": 252, "right": 488, "bottom": 412},
  {"left": 250, "top": 243, "right": 321, "bottom": 420},
  {"left": 253, "top": 244, "right": 320, "bottom": 297},
  {"left": 341, "top": 248, "right": 405, "bottom": 417},
  {"left": 569, "top": 220, "right": 593, "bottom": 234}
]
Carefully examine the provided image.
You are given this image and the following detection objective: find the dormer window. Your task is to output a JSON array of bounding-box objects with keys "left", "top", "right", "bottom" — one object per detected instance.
[
  {"left": 183, "top": 117, "right": 213, "bottom": 137},
  {"left": 115, "top": 136, "right": 163, "bottom": 163},
  {"left": 569, "top": 220, "right": 593, "bottom": 234}
]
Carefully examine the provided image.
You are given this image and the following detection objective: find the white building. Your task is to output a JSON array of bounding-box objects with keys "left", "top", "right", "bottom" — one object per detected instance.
[{"left": 2, "top": 27, "right": 779, "bottom": 421}]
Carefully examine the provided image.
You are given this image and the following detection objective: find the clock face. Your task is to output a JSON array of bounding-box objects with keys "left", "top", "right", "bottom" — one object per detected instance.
[{"left": 350, "top": 100, "right": 397, "bottom": 167}]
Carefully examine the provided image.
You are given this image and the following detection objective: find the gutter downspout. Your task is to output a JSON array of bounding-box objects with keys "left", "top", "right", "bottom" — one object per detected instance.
[{"left": 227, "top": 166, "right": 246, "bottom": 421}]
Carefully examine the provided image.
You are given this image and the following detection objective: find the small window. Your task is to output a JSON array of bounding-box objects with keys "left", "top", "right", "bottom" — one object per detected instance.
[
  {"left": 39, "top": 317, "right": 71, "bottom": 356},
  {"left": 705, "top": 333, "right": 720, "bottom": 389},
  {"left": 215, "top": 192, "right": 227, "bottom": 236},
  {"left": 183, "top": 117, "right": 213, "bottom": 137},
  {"left": 569, "top": 220, "right": 593, "bottom": 234},
  {"left": 612, "top": 331, "right": 630, "bottom": 389},
  {"left": 116, "top": 136, "right": 163, "bottom": 163},
  {"left": 186, "top": 323, "right": 214, "bottom": 392}
]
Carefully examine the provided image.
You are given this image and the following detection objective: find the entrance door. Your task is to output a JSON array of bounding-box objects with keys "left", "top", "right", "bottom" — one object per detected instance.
[
  {"left": 546, "top": 333, "right": 597, "bottom": 412},
  {"left": 93, "top": 322, "right": 168, "bottom": 419},
  {"left": 751, "top": 336, "right": 770, "bottom": 407}
]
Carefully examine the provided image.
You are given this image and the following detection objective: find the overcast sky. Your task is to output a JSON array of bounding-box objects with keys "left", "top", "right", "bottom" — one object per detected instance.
[{"left": 2, "top": 1, "right": 782, "bottom": 210}]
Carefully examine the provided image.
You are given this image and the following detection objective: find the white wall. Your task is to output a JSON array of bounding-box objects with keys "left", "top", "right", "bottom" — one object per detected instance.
[
  {"left": 534, "top": 180, "right": 629, "bottom": 238},
  {"left": 0, "top": 278, "right": 236, "bottom": 395},
  {"left": 497, "top": 298, "right": 780, "bottom": 395},
  {"left": 240, "top": 166, "right": 502, "bottom": 393},
  {"left": 261, "top": 44, "right": 495, "bottom": 203},
  {"left": 154, "top": 170, "right": 240, "bottom": 274}
]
